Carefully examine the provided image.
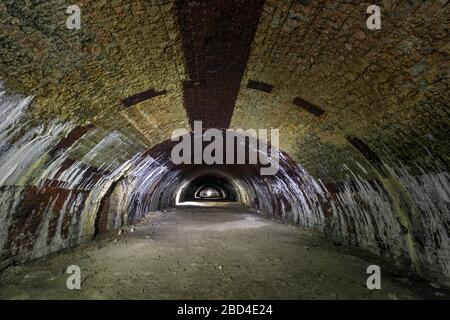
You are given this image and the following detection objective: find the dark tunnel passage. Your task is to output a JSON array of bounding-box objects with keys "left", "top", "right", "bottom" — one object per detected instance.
[
  {"left": 0, "top": 0, "right": 449, "bottom": 300},
  {"left": 178, "top": 175, "right": 238, "bottom": 203}
]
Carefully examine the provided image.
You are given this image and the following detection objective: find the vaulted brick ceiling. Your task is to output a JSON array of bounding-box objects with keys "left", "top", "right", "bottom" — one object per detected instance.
[
  {"left": 0, "top": 0, "right": 449, "bottom": 286},
  {"left": 1, "top": 0, "right": 448, "bottom": 181}
]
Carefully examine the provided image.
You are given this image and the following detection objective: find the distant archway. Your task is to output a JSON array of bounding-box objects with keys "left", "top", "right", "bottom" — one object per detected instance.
[{"left": 177, "top": 174, "right": 239, "bottom": 204}]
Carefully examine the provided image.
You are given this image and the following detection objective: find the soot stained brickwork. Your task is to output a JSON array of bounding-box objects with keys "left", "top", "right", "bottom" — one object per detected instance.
[
  {"left": 121, "top": 89, "right": 168, "bottom": 109},
  {"left": 49, "top": 125, "right": 95, "bottom": 157},
  {"left": 176, "top": 0, "right": 266, "bottom": 129},
  {"left": 0, "top": 0, "right": 449, "bottom": 288}
]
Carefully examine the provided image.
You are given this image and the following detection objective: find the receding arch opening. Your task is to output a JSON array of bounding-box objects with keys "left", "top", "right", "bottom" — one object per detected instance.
[
  {"left": 195, "top": 185, "right": 225, "bottom": 200},
  {"left": 177, "top": 174, "right": 239, "bottom": 204}
]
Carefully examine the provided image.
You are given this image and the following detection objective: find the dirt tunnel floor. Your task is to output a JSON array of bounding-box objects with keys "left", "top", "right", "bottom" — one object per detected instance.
[{"left": 0, "top": 207, "right": 445, "bottom": 300}]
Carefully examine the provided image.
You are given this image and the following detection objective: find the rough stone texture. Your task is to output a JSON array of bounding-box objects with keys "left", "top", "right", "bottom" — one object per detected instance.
[
  {"left": 0, "top": 0, "right": 190, "bottom": 267},
  {"left": 229, "top": 0, "right": 450, "bottom": 284},
  {"left": 0, "top": 0, "right": 449, "bottom": 289},
  {"left": 231, "top": 0, "right": 449, "bottom": 179},
  {"left": 176, "top": 0, "right": 265, "bottom": 128},
  {"left": 0, "top": 0, "right": 189, "bottom": 146},
  {"left": 1, "top": 207, "right": 441, "bottom": 300}
]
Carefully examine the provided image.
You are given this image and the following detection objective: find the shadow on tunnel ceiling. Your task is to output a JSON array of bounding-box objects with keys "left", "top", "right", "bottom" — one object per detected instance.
[{"left": 0, "top": 0, "right": 449, "bottom": 304}]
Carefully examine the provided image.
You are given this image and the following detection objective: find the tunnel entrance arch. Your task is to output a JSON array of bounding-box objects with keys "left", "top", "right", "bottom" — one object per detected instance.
[{"left": 177, "top": 173, "right": 239, "bottom": 204}]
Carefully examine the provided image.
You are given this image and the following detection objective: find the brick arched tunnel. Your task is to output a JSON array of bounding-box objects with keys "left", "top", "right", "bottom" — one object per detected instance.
[{"left": 0, "top": 0, "right": 449, "bottom": 300}]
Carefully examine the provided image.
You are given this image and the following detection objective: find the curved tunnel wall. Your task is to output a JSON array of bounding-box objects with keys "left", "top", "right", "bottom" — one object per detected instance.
[
  {"left": 0, "top": 82, "right": 450, "bottom": 286},
  {"left": 177, "top": 174, "right": 238, "bottom": 203},
  {"left": 0, "top": 0, "right": 449, "bottom": 288}
]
